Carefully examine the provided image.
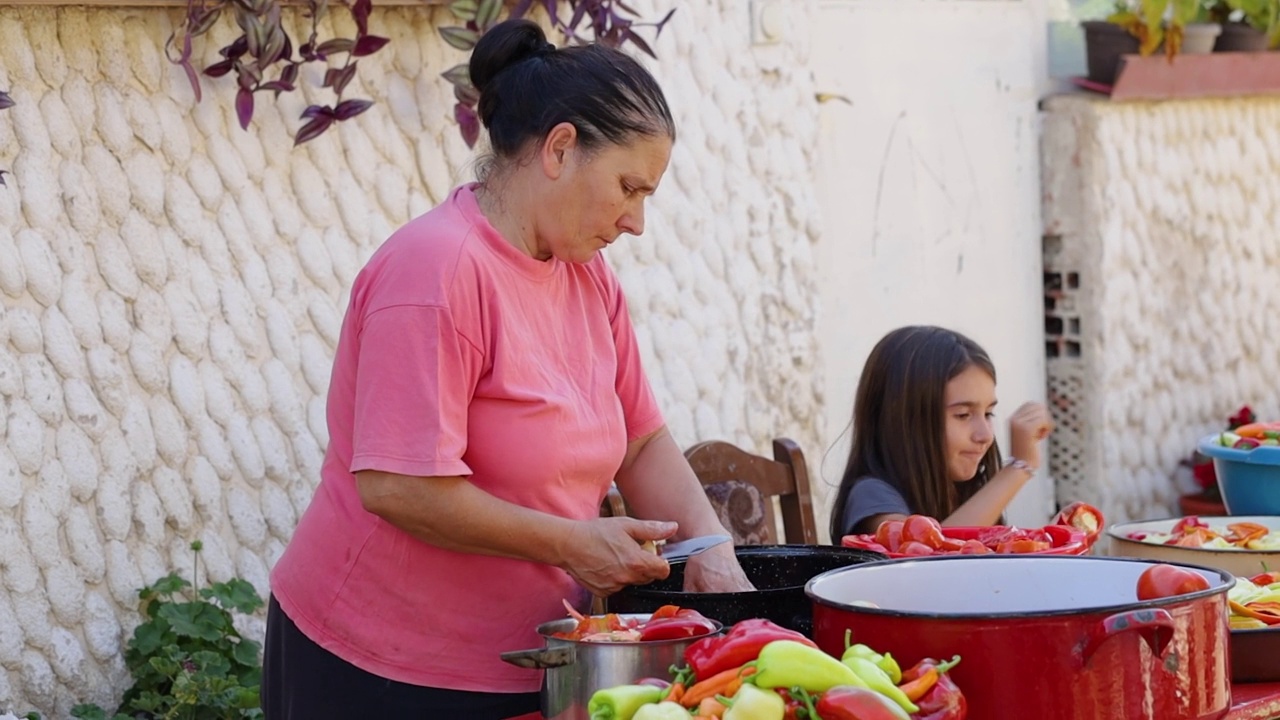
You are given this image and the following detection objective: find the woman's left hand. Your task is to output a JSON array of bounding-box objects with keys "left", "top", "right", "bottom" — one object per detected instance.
[{"left": 682, "top": 543, "right": 755, "bottom": 593}]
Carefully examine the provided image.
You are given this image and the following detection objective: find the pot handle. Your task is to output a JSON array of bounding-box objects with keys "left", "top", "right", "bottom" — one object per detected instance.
[
  {"left": 1078, "top": 607, "right": 1175, "bottom": 668},
  {"left": 499, "top": 646, "right": 576, "bottom": 670}
]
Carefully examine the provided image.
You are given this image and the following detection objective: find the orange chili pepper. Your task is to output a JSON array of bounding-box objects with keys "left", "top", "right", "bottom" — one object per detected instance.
[
  {"left": 680, "top": 665, "right": 756, "bottom": 708},
  {"left": 898, "top": 667, "right": 940, "bottom": 702},
  {"left": 663, "top": 681, "right": 685, "bottom": 704},
  {"left": 1230, "top": 600, "right": 1280, "bottom": 626},
  {"left": 697, "top": 697, "right": 727, "bottom": 717}
]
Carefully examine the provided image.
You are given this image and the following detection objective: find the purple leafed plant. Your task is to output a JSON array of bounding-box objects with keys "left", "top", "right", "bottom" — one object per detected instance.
[
  {"left": 441, "top": 0, "right": 677, "bottom": 148},
  {"left": 166, "top": 0, "right": 387, "bottom": 145},
  {"left": 0, "top": 89, "right": 11, "bottom": 186},
  {"left": 167, "top": 0, "right": 675, "bottom": 147}
]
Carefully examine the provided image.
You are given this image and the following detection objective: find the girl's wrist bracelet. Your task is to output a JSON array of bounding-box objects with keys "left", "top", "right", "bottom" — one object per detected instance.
[{"left": 1005, "top": 457, "right": 1036, "bottom": 475}]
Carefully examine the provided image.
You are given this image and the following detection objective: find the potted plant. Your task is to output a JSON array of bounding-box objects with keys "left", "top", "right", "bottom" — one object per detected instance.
[
  {"left": 1206, "top": 0, "right": 1280, "bottom": 50},
  {"left": 1108, "top": 0, "right": 1217, "bottom": 56},
  {"left": 1083, "top": 0, "right": 1208, "bottom": 85},
  {"left": 1177, "top": 405, "right": 1256, "bottom": 516}
]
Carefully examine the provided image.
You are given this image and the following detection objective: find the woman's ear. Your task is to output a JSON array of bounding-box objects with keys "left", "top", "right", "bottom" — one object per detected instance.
[{"left": 539, "top": 122, "right": 579, "bottom": 180}]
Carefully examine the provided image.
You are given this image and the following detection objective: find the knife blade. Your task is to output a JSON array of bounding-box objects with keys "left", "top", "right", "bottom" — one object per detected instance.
[{"left": 659, "top": 534, "right": 733, "bottom": 562}]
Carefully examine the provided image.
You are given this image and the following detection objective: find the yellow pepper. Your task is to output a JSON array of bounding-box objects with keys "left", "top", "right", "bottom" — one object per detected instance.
[
  {"left": 722, "top": 683, "right": 786, "bottom": 720},
  {"left": 843, "top": 655, "right": 919, "bottom": 714},
  {"left": 745, "top": 639, "right": 867, "bottom": 694}
]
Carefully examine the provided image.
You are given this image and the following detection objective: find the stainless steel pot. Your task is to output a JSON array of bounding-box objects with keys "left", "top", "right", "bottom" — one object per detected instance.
[{"left": 500, "top": 613, "right": 722, "bottom": 720}]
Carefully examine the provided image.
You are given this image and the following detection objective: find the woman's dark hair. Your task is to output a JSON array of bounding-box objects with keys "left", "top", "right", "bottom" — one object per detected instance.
[
  {"left": 828, "top": 326, "right": 1003, "bottom": 539},
  {"left": 468, "top": 19, "right": 675, "bottom": 167}
]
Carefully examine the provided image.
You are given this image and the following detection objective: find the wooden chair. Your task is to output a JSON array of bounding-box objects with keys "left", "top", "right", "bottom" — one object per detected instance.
[{"left": 684, "top": 438, "right": 819, "bottom": 545}]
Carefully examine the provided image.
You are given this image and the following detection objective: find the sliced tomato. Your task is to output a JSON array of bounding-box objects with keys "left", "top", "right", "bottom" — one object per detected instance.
[
  {"left": 899, "top": 540, "right": 935, "bottom": 556},
  {"left": 902, "top": 515, "right": 947, "bottom": 550},
  {"left": 875, "top": 520, "right": 906, "bottom": 553}
]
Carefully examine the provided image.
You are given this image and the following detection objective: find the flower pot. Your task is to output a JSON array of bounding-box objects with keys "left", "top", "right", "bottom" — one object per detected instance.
[
  {"left": 1214, "top": 22, "right": 1270, "bottom": 52},
  {"left": 1083, "top": 20, "right": 1141, "bottom": 85},
  {"left": 1182, "top": 23, "right": 1223, "bottom": 54},
  {"left": 1178, "top": 491, "right": 1227, "bottom": 517}
]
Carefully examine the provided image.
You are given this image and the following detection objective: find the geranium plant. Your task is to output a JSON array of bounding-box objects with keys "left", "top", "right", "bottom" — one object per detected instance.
[
  {"left": 165, "top": 0, "right": 676, "bottom": 147},
  {"left": 1207, "top": 0, "right": 1280, "bottom": 47},
  {"left": 1182, "top": 405, "right": 1256, "bottom": 501}
]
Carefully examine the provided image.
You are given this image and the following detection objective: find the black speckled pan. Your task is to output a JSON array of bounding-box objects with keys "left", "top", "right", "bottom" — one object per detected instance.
[{"left": 605, "top": 544, "right": 886, "bottom": 636}]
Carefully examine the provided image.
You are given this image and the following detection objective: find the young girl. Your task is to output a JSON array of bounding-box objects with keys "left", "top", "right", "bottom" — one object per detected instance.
[{"left": 829, "top": 325, "right": 1054, "bottom": 540}]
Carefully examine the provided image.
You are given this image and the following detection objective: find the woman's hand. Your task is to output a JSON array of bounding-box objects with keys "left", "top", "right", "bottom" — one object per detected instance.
[
  {"left": 682, "top": 543, "right": 755, "bottom": 593},
  {"left": 558, "top": 517, "right": 678, "bottom": 597},
  {"left": 1008, "top": 402, "right": 1054, "bottom": 470}
]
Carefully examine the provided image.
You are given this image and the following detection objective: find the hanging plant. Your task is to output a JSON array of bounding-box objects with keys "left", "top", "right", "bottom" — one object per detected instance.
[
  {"left": 0, "top": 89, "right": 12, "bottom": 186},
  {"left": 167, "top": 0, "right": 388, "bottom": 145},
  {"left": 160, "top": 0, "right": 677, "bottom": 147},
  {"left": 438, "top": 0, "right": 677, "bottom": 148}
]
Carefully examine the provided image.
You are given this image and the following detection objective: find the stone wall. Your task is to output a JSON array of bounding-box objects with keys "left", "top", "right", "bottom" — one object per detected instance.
[
  {"left": 0, "top": 1, "right": 823, "bottom": 713},
  {"left": 1041, "top": 94, "right": 1280, "bottom": 524}
]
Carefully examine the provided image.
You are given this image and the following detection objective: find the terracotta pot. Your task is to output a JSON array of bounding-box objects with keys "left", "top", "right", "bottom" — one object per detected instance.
[{"left": 807, "top": 555, "right": 1234, "bottom": 720}]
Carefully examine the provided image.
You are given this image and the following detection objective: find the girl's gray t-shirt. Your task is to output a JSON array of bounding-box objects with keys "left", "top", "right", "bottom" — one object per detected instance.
[{"left": 838, "top": 477, "right": 911, "bottom": 537}]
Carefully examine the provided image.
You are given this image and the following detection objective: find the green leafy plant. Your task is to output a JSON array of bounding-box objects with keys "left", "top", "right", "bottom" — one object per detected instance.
[
  {"left": 70, "top": 541, "right": 265, "bottom": 720},
  {"left": 439, "top": 0, "right": 677, "bottom": 148},
  {"left": 1108, "top": 0, "right": 1203, "bottom": 56}
]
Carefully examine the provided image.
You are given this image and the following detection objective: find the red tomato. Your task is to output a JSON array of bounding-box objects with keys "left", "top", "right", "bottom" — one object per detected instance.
[
  {"left": 1136, "top": 564, "right": 1211, "bottom": 601},
  {"left": 902, "top": 515, "right": 946, "bottom": 550},
  {"left": 875, "top": 520, "right": 905, "bottom": 553},
  {"left": 899, "top": 541, "right": 935, "bottom": 556}
]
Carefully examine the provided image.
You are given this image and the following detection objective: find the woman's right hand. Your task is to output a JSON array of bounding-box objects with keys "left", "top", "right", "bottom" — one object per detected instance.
[
  {"left": 558, "top": 517, "right": 678, "bottom": 597},
  {"left": 1008, "top": 401, "right": 1054, "bottom": 471}
]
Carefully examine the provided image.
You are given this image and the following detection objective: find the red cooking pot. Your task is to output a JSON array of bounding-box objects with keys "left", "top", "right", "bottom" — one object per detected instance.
[{"left": 806, "top": 555, "right": 1234, "bottom": 720}]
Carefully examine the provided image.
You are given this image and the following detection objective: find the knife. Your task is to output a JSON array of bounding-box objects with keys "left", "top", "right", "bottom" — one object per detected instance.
[{"left": 659, "top": 534, "right": 733, "bottom": 562}]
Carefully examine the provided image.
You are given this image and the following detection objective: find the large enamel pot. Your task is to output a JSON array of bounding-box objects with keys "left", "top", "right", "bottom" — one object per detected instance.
[
  {"left": 806, "top": 555, "right": 1235, "bottom": 720},
  {"left": 500, "top": 613, "right": 722, "bottom": 720}
]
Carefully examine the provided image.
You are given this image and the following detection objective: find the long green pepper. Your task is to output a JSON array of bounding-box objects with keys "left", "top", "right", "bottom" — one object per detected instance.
[
  {"left": 587, "top": 684, "right": 666, "bottom": 720},
  {"left": 744, "top": 639, "right": 868, "bottom": 693},
  {"left": 844, "top": 655, "right": 919, "bottom": 714}
]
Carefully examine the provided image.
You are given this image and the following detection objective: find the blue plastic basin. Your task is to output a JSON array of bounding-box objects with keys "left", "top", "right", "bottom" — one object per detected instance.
[{"left": 1198, "top": 434, "right": 1280, "bottom": 515}]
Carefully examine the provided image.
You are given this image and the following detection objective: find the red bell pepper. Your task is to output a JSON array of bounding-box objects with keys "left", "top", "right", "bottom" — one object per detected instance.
[
  {"left": 682, "top": 618, "right": 816, "bottom": 680},
  {"left": 639, "top": 610, "right": 718, "bottom": 642},
  {"left": 814, "top": 685, "right": 910, "bottom": 720}
]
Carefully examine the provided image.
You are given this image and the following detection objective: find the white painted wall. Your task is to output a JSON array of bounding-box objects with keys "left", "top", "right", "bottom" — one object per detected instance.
[{"left": 809, "top": 0, "right": 1057, "bottom": 529}]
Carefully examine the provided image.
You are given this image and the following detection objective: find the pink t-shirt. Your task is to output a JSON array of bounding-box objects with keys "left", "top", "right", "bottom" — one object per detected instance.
[{"left": 269, "top": 184, "right": 664, "bottom": 692}]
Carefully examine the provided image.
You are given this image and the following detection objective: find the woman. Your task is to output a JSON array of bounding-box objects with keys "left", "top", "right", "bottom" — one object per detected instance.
[
  {"left": 828, "top": 325, "right": 1054, "bottom": 539},
  {"left": 262, "top": 19, "right": 752, "bottom": 719}
]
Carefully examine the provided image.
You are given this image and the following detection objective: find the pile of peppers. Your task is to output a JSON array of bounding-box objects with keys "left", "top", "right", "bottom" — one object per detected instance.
[
  {"left": 586, "top": 620, "right": 968, "bottom": 720},
  {"left": 840, "top": 503, "right": 1104, "bottom": 558}
]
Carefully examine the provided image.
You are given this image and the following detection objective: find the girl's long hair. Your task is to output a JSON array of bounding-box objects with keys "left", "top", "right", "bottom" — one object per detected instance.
[{"left": 829, "top": 326, "right": 1003, "bottom": 539}]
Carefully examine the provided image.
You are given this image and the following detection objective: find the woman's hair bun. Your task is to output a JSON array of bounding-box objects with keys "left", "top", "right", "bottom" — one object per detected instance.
[{"left": 469, "top": 19, "right": 551, "bottom": 94}]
